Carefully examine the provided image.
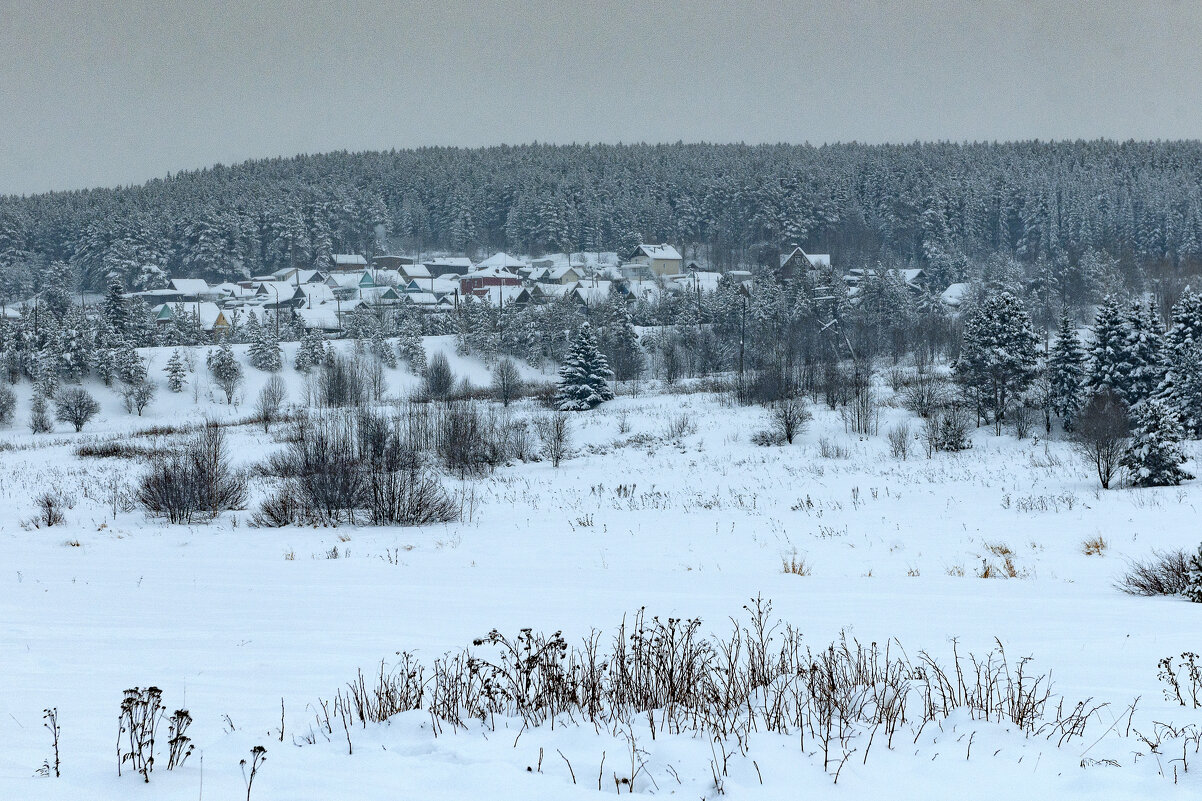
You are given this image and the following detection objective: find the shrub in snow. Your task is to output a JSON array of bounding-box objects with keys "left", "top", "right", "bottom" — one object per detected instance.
[
  {"left": 54, "top": 387, "right": 100, "bottom": 432},
  {"left": 1122, "top": 398, "right": 1193, "bottom": 488},
  {"left": 206, "top": 342, "right": 243, "bottom": 404},
  {"left": 1070, "top": 389, "right": 1130, "bottom": 489},
  {"left": 536, "top": 413, "right": 570, "bottom": 467},
  {"left": 255, "top": 375, "right": 288, "bottom": 431},
  {"left": 423, "top": 352, "right": 455, "bottom": 401},
  {"left": 556, "top": 322, "right": 614, "bottom": 411},
  {"left": 491, "top": 358, "right": 522, "bottom": 407},
  {"left": 0, "top": 385, "right": 15, "bottom": 426},
  {"left": 317, "top": 354, "right": 369, "bottom": 408},
  {"left": 29, "top": 393, "right": 52, "bottom": 433},
  {"left": 770, "top": 397, "right": 810, "bottom": 444},
  {"left": 137, "top": 421, "right": 247, "bottom": 524},
  {"left": 164, "top": 349, "right": 187, "bottom": 392},
  {"left": 121, "top": 379, "right": 156, "bottom": 416}
]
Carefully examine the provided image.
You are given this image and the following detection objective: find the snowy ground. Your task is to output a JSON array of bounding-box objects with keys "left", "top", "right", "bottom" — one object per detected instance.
[{"left": 2, "top": 340, "right": 1201, "bottom": 799}]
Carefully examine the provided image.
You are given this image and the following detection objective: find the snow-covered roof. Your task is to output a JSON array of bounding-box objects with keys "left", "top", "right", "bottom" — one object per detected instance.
[
  {"left": 464, "top": 265, "right": 522, "bottom": 281},
  {"left": 295, "top": 306, "right": 342, "bottom": 331},
  {"left": 571, "top": 281, "right": 613, "bottom": 305},
  {"left": 415, "top": 278, "right": 461, "bottom": 296},
  {"left": 213, "top": 282, "right": 256, "bottom": 298},
  {"left": 170, "top": 278, "right": 211, "bottom": 295},
  {"left": 635, "top": 244, "right": 682, "bottom": 261},
  {"left": 424, "top": 257, "right": 474, "bottom": 270},
  {"left": 401, "top": 263, "right": 431, "bottom": 279},
  {"left": 673, "top": 271, "right": 723, "bottom": 292},
  {"left": 402, "top": 291, "right": 439, "bottom": 306},
  {"left": 780, "top": 246, "right": 830, "bottom": 269},
  {"left": 548, "top": 265, "right": 581, "bottom": 280},
  {"left": 326, "top": 272, "right": 372, "bottom": 289},
  {"left": 332, "top": 254, "right": 368, "bottom": 267},
  {"left": 941, "top": 282, "right": 970, "bottom": 307},
  {"left": 297, "top": 283, "right": 335, "bottom": 304},
  {"left": 474, "top": 285, "right": 531, "bottom": 306},
  {"left": 475, "top": 251, "right": 529, "bottom": 270}
]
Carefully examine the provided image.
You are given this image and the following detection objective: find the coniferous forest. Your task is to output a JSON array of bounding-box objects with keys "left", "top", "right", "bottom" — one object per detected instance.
[{"left": 2, "top": 140, "right": 1202, "bottom": 307}]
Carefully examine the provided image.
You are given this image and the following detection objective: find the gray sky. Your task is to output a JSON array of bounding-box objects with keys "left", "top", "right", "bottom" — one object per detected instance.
[{"left": 1, "top": 0, "right": 1199, "bottom": 195}]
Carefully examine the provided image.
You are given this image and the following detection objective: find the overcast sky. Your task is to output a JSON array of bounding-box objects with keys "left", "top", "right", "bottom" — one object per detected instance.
[{"left": 1, "top": 0, "right": 1199, "bottom": 195}]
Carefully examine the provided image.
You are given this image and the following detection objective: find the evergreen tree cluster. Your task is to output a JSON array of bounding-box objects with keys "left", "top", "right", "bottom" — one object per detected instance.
[{"left": 5, "top": 141, "right": 1202, "bottom": 297}]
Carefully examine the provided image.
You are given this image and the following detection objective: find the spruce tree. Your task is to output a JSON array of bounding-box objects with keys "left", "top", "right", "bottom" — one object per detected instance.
[
  {"left": 369, "top": 325, "right": 397, "bottom": 368},
  {"left": 1048, "top": 312, "right": 1086, "bottom": 427},
  {"left": 1122, "top": 398, "right": 1193, "bottom": 487},
  {"left": 395, "top": 309, "right": 426, "bottom": 374},
  {"left": 103, "top": 277, "right": 128, "bottom": 333},
  {"left": 1123, "top": 300, "right": 1165, "bottom": 408},
  {"left": 249, "top": 315, "right": 283, "bottom": 372},
  {"left": 1087, "top": 295, "right": 1130, "bottom": 399},
  {"left": 1158, "top": 289, "right": 1202, "bottom": 434},
  {"left": 165, "top": 349, "right": 188, "bottom": 392},
  {"left": 207, "top": 342, "right": 244, "bottom": 404},
  {"left": 600, "top": 302, "right": 644, "bottom": 383},
  {"left": 953, "top": 291, "right": 1039, "bottom": 431},
  {"left": 556, "top": 322, "right": 614, "bottom": 411},
  {"left": 294, "top": 330, "right": 327, "bottom": 373}
]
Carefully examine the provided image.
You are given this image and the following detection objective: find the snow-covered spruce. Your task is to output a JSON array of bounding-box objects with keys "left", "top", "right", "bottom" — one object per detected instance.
[
  {"left": 1122, "top": 398, "right": 1193, "bottom": 488},
  {"left": 555, "top": 322, "right": 614, "bottom": 411}
]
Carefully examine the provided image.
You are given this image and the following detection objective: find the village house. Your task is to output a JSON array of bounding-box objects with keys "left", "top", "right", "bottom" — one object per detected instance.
[
  {"left": 460, "top": 264, "right": 522, "bottom": 295},
  {"left": 424, "top": 256, "right": 474, "bottom": 275},
  {"left": 778, "top": 246, "right": 832, "bottom": 281},
  {"left": 328, "top": 254, "right": 369, "bottom": 272},
  {"left": 627, "top": 243, "right": 683, "bottom": 277},
  {"left": 153, "top": 301, "right": 230, "bottom": 336}
]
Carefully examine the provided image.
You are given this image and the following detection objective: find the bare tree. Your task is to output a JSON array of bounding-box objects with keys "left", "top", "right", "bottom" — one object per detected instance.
[
  {"left": 255, "top": 375, "right": 288, "bottom": 431},
  {"left": 536, "top": 413, "right": 570, "bottom": 467},
  {"left": 54, "top": 387, "right": 100, "bottom": 432},
  {"left": 491, "top": 358, "right": 522, "bottom": 407},
  {"left": 121, "top": 380, "right": 157, "bottom": 416},
  {"left": 424, "top": 352, "right": 455, "bottom": 401},
  {"left": 1071, "top": 389, "right": 1130, "bottom": 489}
]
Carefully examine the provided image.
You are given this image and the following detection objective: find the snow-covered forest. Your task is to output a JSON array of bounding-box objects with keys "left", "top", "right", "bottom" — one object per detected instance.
[{"left": 3, "top": 140, "right": 1202, "bottom": 299}]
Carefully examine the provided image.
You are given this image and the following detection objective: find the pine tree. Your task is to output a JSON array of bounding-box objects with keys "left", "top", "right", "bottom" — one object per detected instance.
[
  {"left": 54, "top": 306, "right": 92, "bottom": 383},
  {"left": 1123, "top": 300, "right": 1164, "bottom": 408},
  {"left": 368, "top": 325, "right": 397, "bottom": 368},
  {"left": 248, "top": 315, "right": 283, "bottom": 372},
  {"left": 1122, "top": 398, "right": 1193, "bottom": 487},
  {"left": 556, "top": 322, "right": 614, "bottom": 411},
  {"left": 953, "top": 291, "right": 1039, "bottom": 431},
  {"left": 207, "top": 341, "right": 243, "bottom": 404},
  {"left": 294, "top": 330, "right": 327, "bottom": 373},
  {"left": 1087, "top": 295, "right": 1129, "bottom": 399},
  {"left": 599, "top": 301, "right": 645, "bottom": 383},
  {"left": 395, "top": 309, "right": 426, "bottom": 374},
  {"left": 1048, "top": 312, "right": 1086, "bottom": 426},
  {"left": 165, "top": 349, "right": 187, "bottom": 392}
]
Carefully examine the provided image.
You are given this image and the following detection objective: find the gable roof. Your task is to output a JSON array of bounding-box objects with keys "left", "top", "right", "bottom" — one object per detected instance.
[
  {"left": 169, "top": 278, "right": 211, "bottom": 295},
  {"left": 635, "top": 243, "right": 682, "bottom": 261},
  {"left": 332, "top": 254, "right": 368, "bottom": 267},
  {"left": 780, "top": 246, "right": 830, "bottom": 269},
  {"left": 475, "top": 251, "right": 529, "bottom": 270}
]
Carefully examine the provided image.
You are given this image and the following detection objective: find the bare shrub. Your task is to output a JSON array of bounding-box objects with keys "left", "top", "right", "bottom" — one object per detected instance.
[
  {"left": 137, "top": 421, "right": 248, "bottom": 524},
  {"left": 1071, "top": 389, "right": 1130, "bottom": 489},
  {"left": 1010, "top": 403, "right": 1036, "bottom": 440},
  {"left": 318, "top": 354, "right": 368, "bottom": 408},
  {"left": 34, "top": 491, "right": 71, "bottom": 527},
  {"left": 118, "top": 687, "right": 164, "bottom": 782},
  {"left": 491, "top": 358, "right": 522, "bottom": 406},
  {"left": 903, "top": 373, "right": 946, "bottom": 418},
  {"left": 817, "top": 436, "right": 850, "bottom": 459},
  {"left": 771, "top": 397, "right": 811, "bottom": 443},
  {"left": 423, "top": 352, "right": 455, "bottom": 401},
  {"left": 1114, "top": 549, "right": 1190, "bottom": 596},
  {"left": 536, "top": 413, "right": 570, "bottom": 467},
  {"left": 255, "top": 375, "right": 288, "bottom": 431},
  {"left": 841, "top": 365, "right": 879, "bottom": 436},
  {"left": 1081, "top": 536, "right": 1107, "bottom": 556},
  {"left": 887, "top": 422, "right": 911, "bottom": 459},
  {"left": 121, "top": 380, "right": 157, "bottom": 416},
  {"left": 54, "top": 387, "right": 100, "bottom": 432},
  {"left": 663, "top": 412, "right": 698, "bottom": 439}
]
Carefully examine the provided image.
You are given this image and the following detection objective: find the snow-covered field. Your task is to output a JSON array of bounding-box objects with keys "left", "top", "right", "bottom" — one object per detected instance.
[{"left": 2, "top": 339, "right": 1201, "bottom": 799}]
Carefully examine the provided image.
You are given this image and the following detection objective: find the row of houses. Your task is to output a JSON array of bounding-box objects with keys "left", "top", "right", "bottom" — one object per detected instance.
[{"left": 129, "top": 244, "right": 970, "bottom": 338}]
